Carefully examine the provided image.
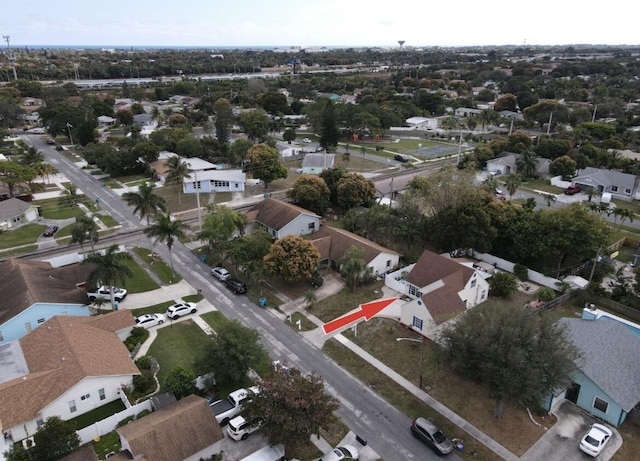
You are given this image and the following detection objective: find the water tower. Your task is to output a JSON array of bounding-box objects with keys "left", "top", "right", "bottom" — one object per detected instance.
[{"left": 398, "top": 40, "right": 405, "bottom": 50}]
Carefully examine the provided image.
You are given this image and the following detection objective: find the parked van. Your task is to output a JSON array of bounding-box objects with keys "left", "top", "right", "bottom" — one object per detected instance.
[{"left": 239, "top": 444, "right": 285, "bottom": 461}]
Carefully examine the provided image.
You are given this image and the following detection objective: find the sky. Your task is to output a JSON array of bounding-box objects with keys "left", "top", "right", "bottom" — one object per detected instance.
[{"left": 2, "top": 0, "right": 639, "bottom": 48}]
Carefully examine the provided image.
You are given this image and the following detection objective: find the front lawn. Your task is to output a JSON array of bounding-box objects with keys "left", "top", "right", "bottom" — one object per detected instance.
[
  {"left": 34, "top": 197, "right": 87, "bottom": 219},
  {"left": 132, "top": 246, "right": 181, "bottom": 284},
  {"left": 310, "top": 280, "right": 385, "bottom": 323},
  {"left": 121, "top": 258, "right": 160, "bottom": 293},
  {"left": 0, "top": 223, "right": 46, "bottom": 249}
]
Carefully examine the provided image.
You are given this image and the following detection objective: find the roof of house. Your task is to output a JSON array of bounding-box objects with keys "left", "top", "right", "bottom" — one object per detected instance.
[
  {"left": 302, "top": 153, "right": 335, "bottom": 169},
  {"left": 0, "top": 312, "right": 139, "bottom": 428},
  {"left": 60, "top": 444, "right": 99, "bottom": 461},
  {"left": 186, "top": 169, "right": 246, "bottom": 183},
  {"left": 0, "top": 259, "right": 91, "bottom": 326},
  {"left": 406, "top": 250, "right": 475, "bottom": 324},
  {"left": 117, "top": 394, "right": 224, "bottom": 461},
  {"left": 573, "top": 167, "right": 637, "bottom": 191},
  {"left": 558, "top": 317, "right": 640, "bottom": 412},
  {"left": 0, "top": 197, "right": 36, "bottom": 222},
  {"left": 247, "top": 198, "right": 319, "bottom": 231},
  {"left": 309, "top": 225, "right": 399, "bottom": 265}
]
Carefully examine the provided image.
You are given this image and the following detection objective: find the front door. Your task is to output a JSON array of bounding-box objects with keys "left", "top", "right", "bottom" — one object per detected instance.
[{"left": 565, "top": 382, "right": 581, "bottom": 403}]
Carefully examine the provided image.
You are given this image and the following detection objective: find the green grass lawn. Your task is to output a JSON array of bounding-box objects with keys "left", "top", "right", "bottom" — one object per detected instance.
[
  {"left": 132, "top": 247, "right": 182, "bottom": 284},
  {"left": 310, "top": 280, "right": 385, "bottom": 323},
  {"left": 122, "top": 259, "right": 160, "bottom": 293},
  {"left": 34, "top": 197, "right": 87, "bottom": 219},
  {"left": 0, "top": 223, "right": 46, "bottom": 249},
  {"left": 68, "top": 400, "right": 126, "bottom": 430},
  {"left": 92, "top": 431, "right": 121, "bottom": 459},
  {"left": 98, "top": 214, "right": 119, "bottom": 227},
  {"left": 0, "top": 244, "right": 38, "bottom": 257},
  {"left": 146, "top": 320, "right": 213, "bottom": 390}
]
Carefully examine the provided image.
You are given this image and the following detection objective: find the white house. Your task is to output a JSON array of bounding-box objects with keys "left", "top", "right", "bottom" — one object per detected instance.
[
  {"left": 0, "top": 311, "right": 139, "bottom": 444},
  {"left": 0, "top": 198, "right": 39, "bottom": 231},
  {"left": 183, "top": 169, "right": 246, "bottom": 193},
  {"left": 245, "top": 198, "right": 320, "bottom": 239},
  {"left": 389, "top": 250, "right": 489, "bottom": 338},
  {"left": 405, "top": 117, "right": 439, "bottom": 130}
]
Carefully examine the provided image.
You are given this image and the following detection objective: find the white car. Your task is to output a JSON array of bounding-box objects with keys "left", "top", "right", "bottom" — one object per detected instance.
[
  {"left": 227, "top": 415, "right": 261, "bottom": 441},
  {"left": 302, "top": 137, "right": 312, "bottom": 143},
  {"left": 87, "top": 286, "right": 127, "bottom": 302},
  {"left": 166, "top": 302, "right": 197, "bottom": 320},
  {"left": 211, "top": 267, "right": 231, "bottom": 281},
  {"left": 135, "top": 313, "right": 166, "bottom": 329},
  {"left": 579, "top": 423, "right": 612, "bottom": 457},
  {"left": 319, "top": 445, "right": 359, "bottom": 461}
]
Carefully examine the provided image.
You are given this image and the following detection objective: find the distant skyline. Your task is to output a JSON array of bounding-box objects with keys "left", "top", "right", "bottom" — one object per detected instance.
[{"left": 2, "top": 0, "right": 639, "bottom": 49}]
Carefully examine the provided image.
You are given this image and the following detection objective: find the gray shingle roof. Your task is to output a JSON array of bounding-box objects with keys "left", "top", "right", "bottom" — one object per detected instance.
[
  {"left": 559, "top": 317, "right": 640, "bottom": 412},
  {"left": 573, "top": 167, "right": 637, "bottom": 191},
  {"left": 0, "top": 198, "right": 34, "bottom": 222}
]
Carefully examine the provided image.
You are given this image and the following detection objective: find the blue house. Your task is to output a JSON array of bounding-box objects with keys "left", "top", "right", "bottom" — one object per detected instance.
[
  {"left": 545, "top": 317, "right": 640, "bottom": 427},
  {"left": 0, "top": 259, "right": 91, "bottom": 344}
]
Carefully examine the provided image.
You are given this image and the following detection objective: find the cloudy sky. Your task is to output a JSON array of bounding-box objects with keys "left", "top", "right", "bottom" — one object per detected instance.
[{"left": 2, "top": 0, "right": 638, "bottom": 48}]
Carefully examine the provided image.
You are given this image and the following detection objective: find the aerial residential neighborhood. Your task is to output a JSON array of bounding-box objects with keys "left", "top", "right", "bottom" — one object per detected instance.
[{"left": 1, "top": 32, "right": 640, "bottom": 461}]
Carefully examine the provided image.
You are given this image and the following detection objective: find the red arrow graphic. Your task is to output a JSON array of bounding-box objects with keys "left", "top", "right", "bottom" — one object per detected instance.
[{"left": 322, "top": 298, "right": 398, "bottom": 335}]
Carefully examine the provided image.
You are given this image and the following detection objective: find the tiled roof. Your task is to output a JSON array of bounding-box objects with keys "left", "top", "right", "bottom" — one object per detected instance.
[
  {"left": 310, "top": 226, "right": 399, "bottom": 264},
  {"left": 0, "top": 259, "right": 91, "bottom": 325},
  {"left": 0, "top": 312, "right": 139, "bottom": 428},
  {"left": 117, "top": 395, "right": 224, "bottom": 461},
  {"left": 247, "top": 198, "right": 319, "bottom": 231}
]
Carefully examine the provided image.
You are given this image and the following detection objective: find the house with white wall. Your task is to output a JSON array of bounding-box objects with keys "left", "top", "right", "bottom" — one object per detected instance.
[
  {"left": 183, "top": 169, "right": 246, "bottom": 193},
  {"left": 405, "top": 117, "right": 439, "bottom": 130},
  {"left": 0, "top": 198, "right": 39, "bottom": 231},
  {"left": 0, "top": 311, "right": 139, "bottom": 444},
  {"left": 388, "top": 250, "right": 489, "bottom": 338},
  {"left": 245, "top": 198, "right": 320, "bottom": 239}
]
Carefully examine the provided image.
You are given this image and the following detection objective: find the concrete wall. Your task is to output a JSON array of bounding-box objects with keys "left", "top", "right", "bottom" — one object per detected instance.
[{"left": 467, "top": 250, "right": 561, "bottom": 289}]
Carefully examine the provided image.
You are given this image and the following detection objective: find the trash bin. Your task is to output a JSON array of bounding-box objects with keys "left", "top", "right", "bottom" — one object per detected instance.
[
  {"left": 200, "top": 254, "right": 206, "bottom": 263},
  {"left": 259, "top": 297, "right": 267, "bottom": 308}
]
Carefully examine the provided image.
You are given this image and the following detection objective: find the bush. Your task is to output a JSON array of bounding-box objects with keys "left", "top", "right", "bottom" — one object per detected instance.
[
  {"left": 514, "top": 263, "right": 529, "bottom": 281},
  {"left": 489, "top": 271, "right": 518, "bottom": 298},
  {"left": 132, "top": 369, "right": 155, "bottom": 395},
  {"left": 125, "top": 327, "right": 149, "bottom": 351},
  {"left": 135, "top": 355, "right": 152, "bottom": 370}
]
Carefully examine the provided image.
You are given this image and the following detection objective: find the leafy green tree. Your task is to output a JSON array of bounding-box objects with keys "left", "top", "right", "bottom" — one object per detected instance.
[
  {"left": 264, "top": 235, "right": 320, "bottom": 283},
  {"left": 18, "top": 145, "right": 45, "bottom": 166},
  {"left": 213, "top": 98, "right": 234, "bottom": 145},
  {"left": 243, "top": 367, "right": 339, "bottom": 448},
  {"left": 4, "top": 441, "right": 33, "bottom": 461},
  {"left": 430, "top": 201, "right": 496, "bottom": 257},
  {"left": 489, "top": 271, "right": 518, "bottom": 298},
  {"left": 247, "top": 144, "right": 287, "bottom": 188},
  {"left": 288, "top": 174, "right": 330, "bottom": 215},
  {"left": 165, "top": 155, "right": 190, "bottom": 205},
  {"left": 549, "top": 155, "right": 577, "bottom": 180},
  {"left": 132, "top": 141, "right": 161, "bottom": 163},
  {"left": 144, "top": 212, "right": 188, "bottom": 277},
  {"left": 228, "top": 229, "right": 273, "bottom": 281},
  {"left": 238, "top": 108, "right": 270, "bottom": 143},
  {"left": 340, "top": 245, "right": 369, "bottom": 291},
  {"left": 535, "top": 287, "right": 556, "bottom": 302},
  {"left": 195, "top": 320, "right": 268, "bottom": 387},
  {"left": 336, "top": 172, "right": 376, "bottom": 210},
  {"left": 70, "top": 215, "right": 99, "bottom": 252},
  {"left": 515, "top": 150, "right": 539, "bottom": 179},
  {"left": 58, "top": 183, "right": 83, "bottom": 208},
  {"left": 283, "top": 128, "right": 296, "bottom": 143},
  {"left": 122, "top": 182, "right": 167, "bottom": 226},
  {"left": 164, "top": 366, "right": 196, "bottom": 400},
  {"left": 319, "top": 167, "right": 347, "bottom": 205},
  {"left": 82, "top": 244, "right": 134, "bottom": 307},
  {"left": 31, "top": 416, "right": 80, "bottom": 461},
  {"left": 304, "top": 289, "right": 318, "bottom": 308},
  {"left": 0, "top": 161, "right": 36, "bottom": 197},
  {"left": 198, "top": 205, "right": 247, "bottom": 262},
  {"left": 319, "top": 99, "right": 340, "bottom": 150},
  {"left": 229, "top": 138, "right": 253, "bottom": 166},
  {"left": 116, "top": 108, "right": 134, "bottom": 126},
  {"left": 438, "top": 303, "right": 578, "bottom": 418},
  {"left": 494, "top": 93, "right": 518, "bottom": 112},
  {"left": 259, "top": 92, "right": 289, "bottom": 115}
]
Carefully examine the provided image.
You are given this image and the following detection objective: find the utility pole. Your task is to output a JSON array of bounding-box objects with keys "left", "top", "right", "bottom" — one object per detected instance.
[{"left": 3, "top": 35, "right": 18, "bottom": 80}]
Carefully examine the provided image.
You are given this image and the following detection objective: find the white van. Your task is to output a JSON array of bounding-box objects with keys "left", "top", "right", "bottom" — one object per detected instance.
[{"left": 239, "top": 444, "right": 285, "bottom": 461}]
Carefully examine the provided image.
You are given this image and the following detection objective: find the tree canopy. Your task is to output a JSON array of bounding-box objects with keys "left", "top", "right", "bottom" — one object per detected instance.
[
  {"left": 264, "top": 235, "right": 320, "bottom": 283},
  {"left": 247, "top": 143, "right": 287, "bottom": 188},
  {"left": 288, "top": 174, "right": 330, "bottom": 215}
]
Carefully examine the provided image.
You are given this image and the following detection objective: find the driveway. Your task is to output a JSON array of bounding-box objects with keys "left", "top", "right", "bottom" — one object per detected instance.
[{"left": 520, "top": 400, "right": 622, "bottom": 461}]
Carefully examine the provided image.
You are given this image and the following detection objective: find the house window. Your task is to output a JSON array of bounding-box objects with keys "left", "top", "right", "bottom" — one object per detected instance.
[
  {"left": 611, "top": 186, "right": 619, "bottom": 192},
  {"left": 412, "top": 316, "right": 423, "bottom": 331},
  {"left": 99, "top": 388, "right": 106, "bottom": 401},
  {"left": 470, "top": 279, "right": 477, "bottom": 288},
  {"left": 194, "top": 180, "right": 201, "bottom": 190},
  {"left": 480, "top": 290, "right": 486, "bottom": 300},
  {"left": 626, "top": 188, "right": 631, "bottom": 194},
  {"left": 37, "top": 318, "right": 46, "bottom": 324},
  {"left": 80, "top": 393, "right": 90, "bottom": 401},
  {"left": 593, "top": 397, "right": 609, "bottom": 413},
  {"left": 272, "top": 230, "right": 277, "bottom": 238},
  {"left": 386, "top": 260, "right": 391, "bottom": 267},
  {"left": 308, "top": 222, "right": 315, "bottom": 230},
  {"left": 409, "top": 285, "right": 423, "bottom": 298},
  {"left": 69, "top": 400, "right": 77, "bottom": 413},
  {"left": 36, "top": 419, "right": 44, "bottom": 428},
  {"left": 24, "top": 322, "right": 32, "bottom": 333}
]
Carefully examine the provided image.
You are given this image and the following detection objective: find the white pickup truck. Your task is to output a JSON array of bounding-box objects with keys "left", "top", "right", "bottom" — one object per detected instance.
[
  {"left": 86, "top": 286, "right": 127, "bottom": 302},
  {"left": 209, "top": 386, "right": 259, "bottom": 426}
]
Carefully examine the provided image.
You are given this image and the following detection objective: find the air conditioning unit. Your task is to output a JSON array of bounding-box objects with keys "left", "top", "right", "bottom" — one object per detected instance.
[{"left": 22, "top": 437, "right": 35, "bottom": 449}]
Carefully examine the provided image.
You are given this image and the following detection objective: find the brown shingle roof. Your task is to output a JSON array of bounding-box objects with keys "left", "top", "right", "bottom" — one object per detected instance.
[
  {"left": 310, "top": 225, "right": 399, "bottom": 264},
  {"left": 248, "top": 198, "right": 319, "bottom": 231},
  {"left": 0, "top": 259, "right": 91, "bottom": 325},
  {"left": 407, "top": 250, "right": 474, "bottom": 324},
  {"left": 117, "top": 395, "right": 224, "bottom": 461},
  {"left": 0, "top": 312, "right": 139, "bottom": 428}
]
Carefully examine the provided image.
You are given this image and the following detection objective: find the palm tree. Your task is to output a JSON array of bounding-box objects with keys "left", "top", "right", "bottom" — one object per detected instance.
[
  {"left": 617, "top": 208, "right": 635, "bottom": 226},
  {"left": 585, "top": 187, "right": 599, "bottom": 203},
  {"left": 122, "top": 182, "right": 167, "bottom": 226},
  {"left": 504, "top": 174, "right": 522, "bottom": 200},
  {"left": 516, "top": 150, "right": 538, "bottom": 180},
  {"left": 150, "top": 106, "right": 161, "bottom": 123},
  {"left": 20, "top": 145, "right": 45, "bottom": 166},
  {"left": 303, "top": 290, "right": 317, "bottom": 309},
  {"left": 340, "top": 245, "right": 368, "bottom": 292},
  {"left": 70, "top": 215, "right": 99, "bottom": 252},
  {"left": 58, "top": 183, "right": 83, "bottom": 208},
  {"left": 144, "top": 212, "right": 188, "bottom": 278},
  {"left": 165, "top": 156, "right": 190, "bottom": 205},
  {"left": 82, "top": 245, "right": 133, "bottom": 308},
  {"left": 542, "top": 193, "right": 557, "bottom": 207}
]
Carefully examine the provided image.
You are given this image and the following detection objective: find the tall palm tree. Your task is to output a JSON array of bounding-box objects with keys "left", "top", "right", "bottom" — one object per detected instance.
[
  {"left": 164, "top": 156, "right": 190, "bottom": 205},
  {"left": 82, "top": 245, "right": 133, "bottom": 308},
  {"left": 20, "top": 145, "right": 45, "bottom": 166},
  {"left": 516, "top": 150, "right": 538, "bottom": 180},
  {"left": 504, "top": 173, "right": 522, "bottom": 200},
  {"left": 150, "top": 106, "right": 161, "bottom": 123},
  {"left": 58, "top": 183, "right": 83, "bottom": 208},
  {"left": 144, "top": 212, "right": 188, "bottom": 278},
  {"left": 70, "top": 215, "right": 99, "bottom": 252},
  {"left": 340, "top": 245, "right": 368, "bottom": 292},
  {"left": 122, "top": 182, "right": 167, "bottom": 226}
]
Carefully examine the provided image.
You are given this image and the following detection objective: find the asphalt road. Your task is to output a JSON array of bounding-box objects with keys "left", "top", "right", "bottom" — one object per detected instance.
[{"left": 18, "top": 134, "right": 458, "bottom": 460}]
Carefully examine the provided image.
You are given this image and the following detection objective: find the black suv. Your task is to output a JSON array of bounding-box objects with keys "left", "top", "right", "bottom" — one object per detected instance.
[{"left": 225, "top": 278, "right": 247, "bottom": 294}]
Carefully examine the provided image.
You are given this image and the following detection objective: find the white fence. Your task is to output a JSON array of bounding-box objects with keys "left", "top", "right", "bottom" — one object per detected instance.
[
  {"left": 467, "top": 250, "right": 561, "bottom": 290},
  {"left": 76, "top": 400, "right": 152, "bottom": 445}
]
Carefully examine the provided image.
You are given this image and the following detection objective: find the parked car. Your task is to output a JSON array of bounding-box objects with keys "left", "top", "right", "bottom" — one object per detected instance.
[
  {"left": 55, "top": 144, "right": 64, "bottom": 151},
  {"left": 319, "top": 445, "right": 359, "bottom": 461},
  {"left": 227, "top": 415, "right": 261, "bottom": 441},
  {"left": 166, "top": 302, "right": 197, "bottom": 320},
  {"left": 135, "top": 313, "right": 165, "bottom": 328},
  {"left": 211, "top": 266, "right": 231, "bottom": 281},
  {"left": 302, "top": 137, "right": 312, "bottom": 143},
  {"left": 86, "top": 286, "right": 127, "bottom": 302},
  {"left": 579, "top": 423, "right": 612, "bottom": 457},
  {"left": 210, "top": 386, "right": 260, "bottom": 426},
  {"left": 225, "top": 278, "right": 247, "bottom": 294},
  {"left": 46, "top": 139, "right": 55, "bottom": 145},
  {"left": 394, "top": 154, "right": 409, "bottom": 163},
  {"left": 42, "top": 225, "right": 59, "bottom": 237},
  {"left": 564, "top": 185, "right": 581, "bottom": 195},
  {"left": 411, "top": 417, "right": 453, "bottom": 455}
]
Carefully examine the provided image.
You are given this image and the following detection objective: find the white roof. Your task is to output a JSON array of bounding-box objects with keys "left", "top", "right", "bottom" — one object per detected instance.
[
  {"left": 187, "top": 169, "right": 246, "bottom": 182},
  {"left": 563, "top": 275, "right": 589, "bottom": 289},
  {"left": 406, "top": 117, "right": 430, "bottom": 124},
  {"left": 184, "top": 157, "right": 216, "bottom": 170}
]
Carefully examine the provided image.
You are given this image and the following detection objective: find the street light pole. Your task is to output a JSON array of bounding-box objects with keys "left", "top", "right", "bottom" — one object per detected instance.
[
  {"left": 396, "top": 336, "right": 424, "bottom": 389},
  {"left": 66, "top": 122, "right": 74, "bottom": 146}
]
